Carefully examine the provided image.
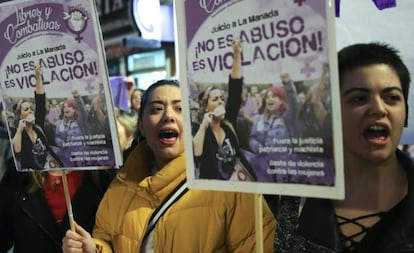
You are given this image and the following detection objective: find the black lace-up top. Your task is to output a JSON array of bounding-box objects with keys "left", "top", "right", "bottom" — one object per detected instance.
[{"left": 336, "top": 196, "right": 407, "bottom": 253}]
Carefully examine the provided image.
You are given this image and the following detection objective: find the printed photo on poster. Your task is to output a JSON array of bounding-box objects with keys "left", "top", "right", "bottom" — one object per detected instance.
[
  {"left": 176, "top": 0, "right": 344, "bottom": 199},
  {"left": 0, "top": 0, "right": 122, "bottom": 171}
]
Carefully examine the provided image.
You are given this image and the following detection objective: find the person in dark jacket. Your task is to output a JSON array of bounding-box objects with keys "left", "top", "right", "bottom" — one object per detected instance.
[
  {"left": 193, "top": 40, "right": 256, "bottom": 181},
  {"left": 0, "top": 163, "right": 114, "bottom": 253},
  {"left": 272, "top": 42, "right": 413, "bottom": 253},
  {"left": 11, "top": 65, "right": 52, "bottom": 170}
]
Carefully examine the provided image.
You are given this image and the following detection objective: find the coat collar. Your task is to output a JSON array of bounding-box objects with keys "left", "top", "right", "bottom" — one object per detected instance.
[
  {"left": 116, "top": 141, "right": 186, "bottom": 204},
  {"left": 117, "top": 141, "right": 155, "bottom": 184}
]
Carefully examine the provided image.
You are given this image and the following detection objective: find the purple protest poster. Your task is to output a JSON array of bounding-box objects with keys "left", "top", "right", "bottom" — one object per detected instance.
[
  {"left": 0, "top": 0, "right": 122, "bottom": 171},
  {"left": 176, "top": 0, "right": 344, "bottom": 199}
]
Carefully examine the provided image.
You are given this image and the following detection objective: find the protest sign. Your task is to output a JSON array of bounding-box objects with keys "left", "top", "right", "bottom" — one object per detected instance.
[
  {"left": 176, "top": 0, "right": 344, "bottom": 199},
  {"left": 0, "top": 0, "right": 122, "bottom": 171}
]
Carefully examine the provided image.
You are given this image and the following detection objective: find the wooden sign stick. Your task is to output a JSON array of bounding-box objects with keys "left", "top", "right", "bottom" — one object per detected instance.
[{"left": 62, "top": 170, "right": 75, "bottom": 231}]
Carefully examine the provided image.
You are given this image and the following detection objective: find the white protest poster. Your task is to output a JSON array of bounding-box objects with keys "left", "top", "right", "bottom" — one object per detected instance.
[
  {"left": 335, "top": 0, "right": 414, "bottom": 144},
  {"left": 176, "top": 0, "right": 345, "bottom": 199},
  {"left": 0, "top": 0, "right": 122, "bottom": 171}
]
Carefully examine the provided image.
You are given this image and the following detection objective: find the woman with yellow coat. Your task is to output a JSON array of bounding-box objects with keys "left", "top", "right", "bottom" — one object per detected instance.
[{"left": 62, "top": 79, "right": 276, "bottom": 253}]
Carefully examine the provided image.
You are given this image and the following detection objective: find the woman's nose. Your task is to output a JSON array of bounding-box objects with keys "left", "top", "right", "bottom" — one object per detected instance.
[
  {"left": 369, "top": 97, "right": 387, "bottom": 118},
  {"left": 163, "top": 107, "right": 176, "bottom": 122}
]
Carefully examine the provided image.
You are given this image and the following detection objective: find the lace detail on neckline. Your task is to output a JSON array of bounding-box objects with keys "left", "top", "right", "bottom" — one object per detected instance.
[{"left": 335, "top": 211, "right": 385, "bottom": 252}]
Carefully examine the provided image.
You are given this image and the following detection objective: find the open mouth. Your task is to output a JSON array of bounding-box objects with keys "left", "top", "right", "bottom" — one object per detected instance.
[
  {"left": 159, "top": 129, "right": 179, "bottom": 139},
  {"left": 363, "top": 125, "right": 389, "bottom": 140}
]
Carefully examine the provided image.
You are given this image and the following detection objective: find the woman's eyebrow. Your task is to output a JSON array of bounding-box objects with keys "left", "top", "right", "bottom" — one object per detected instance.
[
  {"left": 383, "top": 86, "right": 403, "bottom": 94},
  {"left": 148, "top": 99, "right": 181, "bottom": 106},
  {"left": 341, "top": 87, "right": 369, "bottom": 96},
  {"left": 342, "top": 86, "right": 403, "bottom": 96}
]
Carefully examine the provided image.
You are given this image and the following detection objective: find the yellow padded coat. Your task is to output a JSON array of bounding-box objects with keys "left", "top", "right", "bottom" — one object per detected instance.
[{"left": 93, "top": 142, "right": 276, "bottom": 253}]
